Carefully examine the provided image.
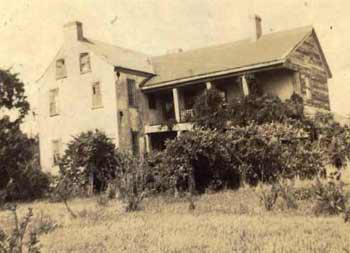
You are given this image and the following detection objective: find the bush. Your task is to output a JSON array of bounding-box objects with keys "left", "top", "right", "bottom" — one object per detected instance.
[
  {"left": 111, "top": 152, "right": 148, "bottom": 212},
  {"left": 4, "top": 165, "right": 50, "bottom": 202},
  {"left": 293, "top": 187, "right": 314, "bottom": 201},
  {"left": 192, "top": 89, "right": 304, "bottom": 131},
  {"left": 153, "top": 121, "right": 324, "bottom": 194},
  {"left": 312, "top": 179, "right": 346, "bottom": 216},
  {"left": 58, "top": 130, "right": 120, "bottom": 194}
]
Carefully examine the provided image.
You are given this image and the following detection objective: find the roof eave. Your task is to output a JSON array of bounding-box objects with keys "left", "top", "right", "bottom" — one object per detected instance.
[
  {"left": 114, "top": 66, "right": 155, "bottom": 77},
  {"left": 141, "top": 60, "right": 285, "bottom": 91}
]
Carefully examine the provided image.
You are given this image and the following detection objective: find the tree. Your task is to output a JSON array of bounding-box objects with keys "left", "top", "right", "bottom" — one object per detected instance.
[
  {"left": 0, "top": 69, "right": 30, "bottom": 187},
  {"left": 0, "top": 69, "right": 46, "bottom": 202},
  {"left": 0, "top": 68, "right": 29, "bottom": 123}
]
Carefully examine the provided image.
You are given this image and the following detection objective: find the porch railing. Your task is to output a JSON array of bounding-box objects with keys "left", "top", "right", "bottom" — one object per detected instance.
[{"left": 180, "top": 109, "right": 195, "bottom": 122}]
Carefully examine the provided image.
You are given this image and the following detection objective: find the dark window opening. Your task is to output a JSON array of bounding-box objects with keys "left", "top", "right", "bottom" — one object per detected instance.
[
  {"left": 127, "top": 79, "right": 137, "bottom": 107},
  {"left": 148, "top": 94, "right": 156, "bottom": 109}
]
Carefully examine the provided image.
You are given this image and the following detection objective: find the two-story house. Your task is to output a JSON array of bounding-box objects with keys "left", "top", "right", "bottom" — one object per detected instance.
[{"left": 37, "top": 16, "right": 332, "bottom": 173}]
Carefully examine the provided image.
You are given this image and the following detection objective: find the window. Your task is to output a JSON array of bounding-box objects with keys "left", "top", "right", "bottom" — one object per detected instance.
[
  {"left": 127, "top": 78, "right": 137, "bottom": 107},
  {"left": 148, "top": 94, "right": 156, "bottom": 109},
  {"left": 56, "top": 59, "right": 66, "bottom": 79},
  {"left": 131, "top": 131, "right": 139, "bottom": 155},
  {"left": 92, "top": 82, "right": 102, "bottom": 108},
  {"left": 52, "top": 139, "right": 61, "bottom": 166},
  {"left": 49, "top": 89, "right": 59, "bottom": 116},
  {"left": 80, "top": 52, "right": 91, "bottom": 74},
  {"left": 304, "top": 76, "right": 312, "bottom": 100}
]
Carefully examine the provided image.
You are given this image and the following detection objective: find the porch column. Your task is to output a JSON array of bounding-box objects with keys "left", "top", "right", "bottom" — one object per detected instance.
[
  {"left": 206, "top": 81, "right": 212, "bottom": 90},
  {"left": 241, "top": 75, "right": 249, "bottom": 96},
  {"left": 145, "top": 134, "right": 151, "bottom": 153},
  {"left": 172, "top": 88, "right": 181, "bottom": 123}
]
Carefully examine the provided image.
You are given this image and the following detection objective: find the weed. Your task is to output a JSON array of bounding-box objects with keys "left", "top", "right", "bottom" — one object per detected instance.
[
  {"left": 31, "top": 211, "right": 59, "bottom": 235},
  {"left": 312, "top": 179, "right": 346, "bottom": 216},
  {"left": 0, "top": 204, "right": 40, "bottom": 253},
  {"left": 96, "top": 194, "right": 109, "bottom": 207},
  {"left": 258, "top": 184, "right": 279, "bottom": 211},
  {"left": 278, "top": 182, "right": 298, "bottom": 209}
]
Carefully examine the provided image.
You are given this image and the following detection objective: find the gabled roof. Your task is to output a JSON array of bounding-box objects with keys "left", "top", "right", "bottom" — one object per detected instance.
[
  {"left": 80, "top": 38, "right": 155, "bottom": 75},
  {"left": 143, "top": 26, "right": 329, "bottom": 89}
]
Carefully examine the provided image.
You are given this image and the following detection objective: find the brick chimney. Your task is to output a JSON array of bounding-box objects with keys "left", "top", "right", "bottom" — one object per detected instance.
[
  {"left": 63, "top": 21, "right": 84, "bottom": 44},
  {"left": 250, "top": 15, "right": 262, "bottom": 42}
]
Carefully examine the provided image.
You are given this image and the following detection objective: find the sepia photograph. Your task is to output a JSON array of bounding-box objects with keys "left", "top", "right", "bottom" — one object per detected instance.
[{"left": 0, "top": 0, "right": 350, "bottom": 252}]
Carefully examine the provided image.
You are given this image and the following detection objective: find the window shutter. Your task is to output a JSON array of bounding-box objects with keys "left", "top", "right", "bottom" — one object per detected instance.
[
  {"left": 127, "top": 79, "right": 136, "bottom": 107},
  {"left": 131, "top": 131, "right": 139, "bottom": 155}
]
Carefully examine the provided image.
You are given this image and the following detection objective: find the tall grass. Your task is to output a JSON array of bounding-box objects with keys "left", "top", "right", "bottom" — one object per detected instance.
[{"left": 1, "top": 182, "right": 349, "bottom": 252}]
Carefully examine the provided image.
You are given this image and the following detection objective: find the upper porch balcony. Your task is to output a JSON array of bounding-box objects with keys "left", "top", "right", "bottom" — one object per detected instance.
[
  {"left": 143, "top": 68, "right": 300, "bottom": 134},
  {"left": 144, "top": 76, "right": 245, "bottom": 134}
]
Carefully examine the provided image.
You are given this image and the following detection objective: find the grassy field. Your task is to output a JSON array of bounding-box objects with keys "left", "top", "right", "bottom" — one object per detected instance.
[{"left": 1, "top": 179, "right": 350, "bottom": 253}]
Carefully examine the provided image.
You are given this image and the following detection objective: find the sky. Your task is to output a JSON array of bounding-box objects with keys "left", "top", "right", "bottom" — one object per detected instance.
[{"left": 0, "top": 0, "right": 349, "bottom": 132}]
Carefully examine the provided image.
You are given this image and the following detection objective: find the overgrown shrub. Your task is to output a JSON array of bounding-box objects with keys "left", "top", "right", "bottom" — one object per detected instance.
[
  {"left": 4, "top": 164, "right": 50, "bottom": 202},
  {"left": 112, "top": 152, "right": 148, "bottom": 212},
  {"left": 293, "top": 187, "right": 314, "bottom": 201},
  {"left": 58, "top": 130, "right": 121, "bottom": 195},
  {"left": 192, "top": 89, "right": 304, "bottom": 131},
  {"left": 153, "top": 121, "right": 324, "bottom": 194},
  {"left": 312, "top": 179, "right": 346, "bottom": 216}
]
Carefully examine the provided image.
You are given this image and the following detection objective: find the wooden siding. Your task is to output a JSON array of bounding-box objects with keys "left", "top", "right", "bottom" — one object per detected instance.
[{"left": 286, "top": 33, "right": 330, "bottom": 110}]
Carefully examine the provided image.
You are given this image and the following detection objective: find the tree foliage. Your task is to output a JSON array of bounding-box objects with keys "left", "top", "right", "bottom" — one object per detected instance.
[
  {"left": 0, "top": 68, "right": 30, "bottom": 122},
  {"left": 192, "top": 88, "right": 304, "bottom": 130},
  {"left": 58, "top": 130, "right": 121, "bottom": 193},
  {"left": 0, "top": 69, "right": 47, "bottom": 202}
]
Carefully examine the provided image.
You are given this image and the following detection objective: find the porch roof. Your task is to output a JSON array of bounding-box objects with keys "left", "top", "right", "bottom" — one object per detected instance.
[{"left": 142, "top": 26, "right": 314, "bottom": 90}]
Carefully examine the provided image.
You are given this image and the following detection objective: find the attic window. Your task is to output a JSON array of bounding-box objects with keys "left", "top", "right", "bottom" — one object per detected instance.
[
  {"left": 80, "top": 52, "right": 91, "bottom": 74},
  {"left": 56, "top": 59, "right": 66, "bottom": 79}
]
